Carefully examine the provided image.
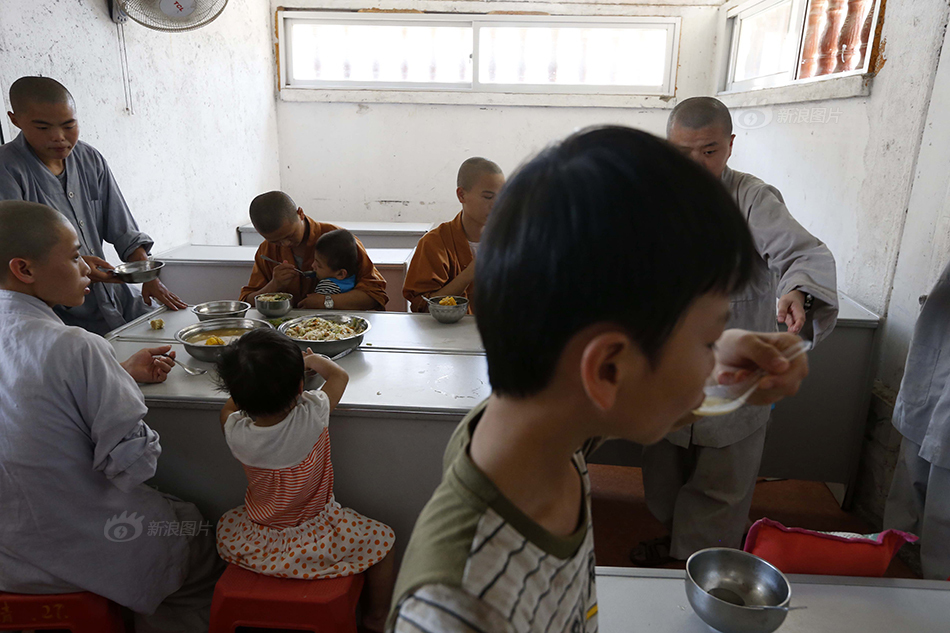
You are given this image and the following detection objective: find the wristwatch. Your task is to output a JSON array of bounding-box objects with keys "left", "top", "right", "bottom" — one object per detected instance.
[
  {"left": 803, "top": 293, "right": 814, "bottom": 311},
  {"left": 324, "top": 294, "right": 334, "bottom": 310}
]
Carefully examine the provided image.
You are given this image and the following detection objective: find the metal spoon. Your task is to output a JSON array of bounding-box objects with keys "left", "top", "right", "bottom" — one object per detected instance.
[
  {"left": 261, "top": 255, "right": 316, "bottom": 279},
  {"left": 706, "top": 587, "right": 807, "bottom": 612},
  {"left": 160, "top": 353, "right": 207, "bottom": 376}
]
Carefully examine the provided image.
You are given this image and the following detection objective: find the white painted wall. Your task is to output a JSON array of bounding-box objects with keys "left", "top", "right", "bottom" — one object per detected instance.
[
  {"left": 0, "top": 0, "right": 280, "bottom": 256},
  {"left": 275, "top": 1, "right": 720, "bottom": 224},
  {"left": 726, "top": 0, "right": 950, "bottom": 388},
  {"left": 876, "top": 13, "right": 950, "bottom": 389}
]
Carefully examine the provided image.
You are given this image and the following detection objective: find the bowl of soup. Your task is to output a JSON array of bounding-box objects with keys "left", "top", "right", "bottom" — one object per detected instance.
[{"left": 175, "top": 318, "right": 273, "bottom": 362}]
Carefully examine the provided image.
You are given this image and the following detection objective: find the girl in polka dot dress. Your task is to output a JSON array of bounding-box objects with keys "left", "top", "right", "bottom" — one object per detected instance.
[{"left": 215, "top": 328, "right": 395, "bottom": 631}]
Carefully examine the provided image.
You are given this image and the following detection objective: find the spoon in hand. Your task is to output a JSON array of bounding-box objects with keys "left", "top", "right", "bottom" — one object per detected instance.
[
  {"left": 160, "top": 353, "right": 207, "bottom": 376},
  {"left": 261, "top": 256, "right": 317, "bottom": 279}
]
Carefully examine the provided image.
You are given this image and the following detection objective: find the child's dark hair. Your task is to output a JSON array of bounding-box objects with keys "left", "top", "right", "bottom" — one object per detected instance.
[
  {"left": 475, "top": 126, "right": 756, "bottom": 397},
  {"left": 215, "top": 328, "right": 305, "bottom": 417},
  {"left": 315, "top": 229, "right": 359, "bottom": 277}
]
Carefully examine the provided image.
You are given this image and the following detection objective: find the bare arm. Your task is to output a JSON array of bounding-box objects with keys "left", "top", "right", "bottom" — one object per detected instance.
[
  {"left": 298, "top": 289, "right": 379, "bottom": 311},
  {"left": 129, "top": 247, "right": 188, "bottom": 310},
  {"left": 303, "top": 350, "right": 349, "bottom": 411},
  {"left": 219, "top": 397, "right": 240, "bottom": 432},
  {"left": 429, "top": 261, "right": 476, "bottom": 299}
]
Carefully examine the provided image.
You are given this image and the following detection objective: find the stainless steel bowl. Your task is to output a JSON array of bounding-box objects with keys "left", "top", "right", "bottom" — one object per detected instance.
[
  {"left": 192, "top": 300, "right": 251, "bottom": 322},
  {"left": 175, "top": 318, "right": 274, "bottom": 362},
  {"left": 255, "top": 293, "right": 293, "bottom": 318},
  {"left": 112, "top": 260, "right": 164, "bottom": 283},
  {"left": 685, "top": 548, "right": 791, "bottom": 633},
  {"left": 424, "top": 296, "right": 469, "bottom": 324},
  {"left": 278, "top": 314, "right": 370, "bottom": 357}
]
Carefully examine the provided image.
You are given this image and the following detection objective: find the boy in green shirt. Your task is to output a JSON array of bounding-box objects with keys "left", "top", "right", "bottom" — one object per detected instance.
[{"left": 387, "top": 127, "right": 810, "bottom": 632}]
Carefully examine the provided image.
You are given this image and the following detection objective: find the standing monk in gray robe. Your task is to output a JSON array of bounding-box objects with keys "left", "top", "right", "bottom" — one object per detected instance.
[
  {"left": 884, "top": 260, "right": 950, "bottom": 579},
  {"left": 0, "top": 201, "right": 221, "bottom": 632},
  {"left": 633, "top": 97, "right": 839, "bottom": 564},
  {"left": 0, "top": 76, "right": 186, "bottom": 335}
]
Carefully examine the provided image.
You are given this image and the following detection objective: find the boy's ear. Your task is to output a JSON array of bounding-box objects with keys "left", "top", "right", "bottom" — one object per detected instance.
[
  {"left": 7, "top": 111, "right": 21, "bottom": 130},
  {"left": 456, "top": 186, "right": 466, "bottom": 205},
  {"left": 7, "top": 258, "right": 36, "bottom": 285},
  {"left": 333, "top": 269, "right": 348, "bottom": 280},
  {"left": 578, "top": 330, "right": 636, "bottom": 412}
]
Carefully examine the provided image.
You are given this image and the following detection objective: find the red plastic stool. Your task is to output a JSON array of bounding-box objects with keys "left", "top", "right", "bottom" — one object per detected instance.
[
  {"left": 210, "top": 564, "right": 364, "bottom": 633},
  {"left": 0, "top": 591, "right": 125, "bottom": 632}
]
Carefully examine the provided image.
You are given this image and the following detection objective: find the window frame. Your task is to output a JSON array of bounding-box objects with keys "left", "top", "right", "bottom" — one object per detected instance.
[
  {"left": 723, "top": 0, "right": 807, "bottom": 93},
  {"left": 720, "top": 0, "right": 883, "bottom": 96},
  {"left": 277, "top": 10, "right": 681, "bottom": 97}
]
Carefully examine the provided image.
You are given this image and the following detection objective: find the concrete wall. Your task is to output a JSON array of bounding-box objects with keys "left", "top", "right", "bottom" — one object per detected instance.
[
  {"left": 728, "top": 0, "right": 950, "bottom": 388},
  {"left": 851, "top": 7, "right": 950, "bottom": 527},
  {"left": 274, "top": 1, "right": 720, "bottom": 224},
  {"left": 0, "top": 0, "right": 280, "bottom": 256}
]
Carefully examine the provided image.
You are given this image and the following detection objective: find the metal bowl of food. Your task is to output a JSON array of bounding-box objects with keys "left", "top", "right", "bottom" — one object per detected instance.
[
  {"left": 278, "top": 314, "right": 371, "bottom": 357},
  {"left": 255, "top": 293, "right": 293, "bottom": 318},
  {"left": 192, "top": 300, "right": 251, "bottom": 322},
  {"left": 112, "top": 260, "right": 164, "bottom": 284},
  {"left": 424, "top": 296, "right": 469, "bottom": 324},
  {"left": 685, "top": 548, "right": 792, "bottom": 633},
  {"left": 175, "top": 318, "right": 273, "bottom": 362}
]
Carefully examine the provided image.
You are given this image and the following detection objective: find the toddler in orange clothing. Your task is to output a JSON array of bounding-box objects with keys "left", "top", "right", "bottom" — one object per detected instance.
[{"left": 215, "top": 328, "right": 395, "bottom": 631}]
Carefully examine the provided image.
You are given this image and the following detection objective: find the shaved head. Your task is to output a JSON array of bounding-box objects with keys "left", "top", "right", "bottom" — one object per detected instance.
[
  {"left": 0, "top": 201, "right": 72, "bottom": 282},
  {"left": 667, "top": 97, "right": 733, "bottom": 137},
  {"left": 249, "top": 191, "right": 299, "bottom": 234},
  {"left": 9, "top": 76, "right": 75, "bottom": 114},
  {"left": 457, "top": 157, "right": 503, "bottom": 191}
]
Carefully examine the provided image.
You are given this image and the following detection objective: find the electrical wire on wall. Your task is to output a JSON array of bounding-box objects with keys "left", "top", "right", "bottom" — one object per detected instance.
[{"left": 116, "top": 21, "right": 135, "bottom": 115}]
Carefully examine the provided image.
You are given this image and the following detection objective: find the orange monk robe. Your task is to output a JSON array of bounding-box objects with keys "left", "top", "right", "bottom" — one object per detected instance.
[
  {"left": 239, "top": 215, "right": 388, "bottom": 309},
  {"left": 403, "top": 212, "right": 474, "bottom": 314}
]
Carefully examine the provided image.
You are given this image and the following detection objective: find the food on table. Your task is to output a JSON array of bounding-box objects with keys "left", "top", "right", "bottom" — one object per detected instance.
[
  {"left": 284, "top": 317, "right": 358, "bottom": 341},
  {"left": 186, "top": 328, "right": 251, "bottom": 346},
  {"left": 149, "top": 318, "right": 165, "bottom": 330},
  {"left": 438, "top": 296, "right": 457, "bottom": 306},
  {"left": 257, "top": 293, "right": 291, "bottom": 302},
  {"left": 267, "top": 317, "right": 293, "bottom": 327}
]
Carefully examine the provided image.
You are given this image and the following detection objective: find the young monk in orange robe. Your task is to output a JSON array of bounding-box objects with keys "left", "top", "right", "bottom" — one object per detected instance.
[
  {"left": 402, "top": 158, "right": 505, "bottom": 314},
  {"left": 239, "top": 191, "right": 388, "bottom": 310}
]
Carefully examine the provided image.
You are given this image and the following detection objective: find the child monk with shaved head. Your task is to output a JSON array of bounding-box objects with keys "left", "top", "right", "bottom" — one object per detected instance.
[
  {"left": 239, "top": 190, "right": 389, "bottom": 310},
  {"left": 0, "top": 76, "right": 186, "bottom": 335},
  {"left": 0, "top": 200, "right": 222, "bottom": 631},
  {"left": 402, "top": 157, "right": 505, "bottom": 314},
  {"left": 629, "top": 96, "right": 840, "bottom": 566}
]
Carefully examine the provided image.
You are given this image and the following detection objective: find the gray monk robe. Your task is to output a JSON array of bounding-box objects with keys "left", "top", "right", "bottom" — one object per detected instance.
[
  {"left": 642, "top": 165, "right": 839, "bottom": 560},
  {"left": 885, "top": 260, "right": 950, "bottom": 579},
  {"left": 0, "top": 132, "right": 153, "bottom": 334},
  {"left": 0, "top": 290, "right": 220, "bottom": 631}
]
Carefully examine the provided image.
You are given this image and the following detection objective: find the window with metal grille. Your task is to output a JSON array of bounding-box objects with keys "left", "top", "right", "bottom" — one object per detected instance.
[{"left": 723, "top": 0, "right": 880, "bottom": 92}]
